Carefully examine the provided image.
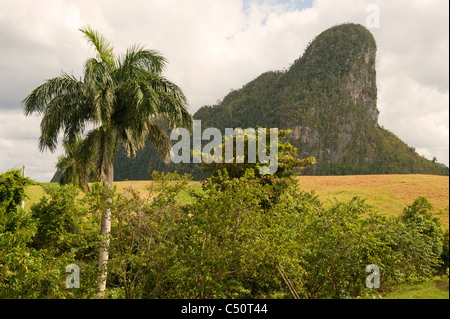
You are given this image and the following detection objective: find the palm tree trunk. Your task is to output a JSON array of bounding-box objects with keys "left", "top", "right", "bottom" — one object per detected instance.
[{"left": 96, "top": 162, "right": 114, "bottom": 297}]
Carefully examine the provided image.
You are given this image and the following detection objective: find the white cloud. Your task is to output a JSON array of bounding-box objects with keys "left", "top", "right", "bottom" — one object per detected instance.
[
  {"left": 0, "top": 0, "right": 448, "bottom": 181},
  {"left": 378, "top": 75, "right": 449, "bottom": 164},
  {"left": 0, "top": 111, "right": 63, "bottom": 182}
]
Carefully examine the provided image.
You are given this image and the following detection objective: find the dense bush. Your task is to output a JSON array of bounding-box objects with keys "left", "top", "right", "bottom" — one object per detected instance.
[
  {"left": 441, "top": 228, "right": 449, "bottom": 274},
  {"left": 0, "top": 170, "right": 99, "bottom": 298},
  {"left": 30, "top": 184, "right": 94, "bottom": 253},
  {"left": 102, "top": 169, "right": 446, "bottom": 299},
  {"left": 0, "top": 167, "right": 447, "bottom": 299}
]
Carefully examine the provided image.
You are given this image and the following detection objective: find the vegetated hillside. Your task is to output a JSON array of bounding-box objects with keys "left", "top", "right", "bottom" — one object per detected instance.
[
  {"left": 52, "top": 23, "right": 448, "bottom": 182},
  {"left": 193, "top": 23, "right": 448, "bottom": 176}
]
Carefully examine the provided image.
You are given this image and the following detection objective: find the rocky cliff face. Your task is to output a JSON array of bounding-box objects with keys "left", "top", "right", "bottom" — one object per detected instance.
[
  {"left": 347, "top": 45, "right": 378, "bottom": 124},
  {"left": 269, "top": 23, "right": 380, "bottom": 172}
]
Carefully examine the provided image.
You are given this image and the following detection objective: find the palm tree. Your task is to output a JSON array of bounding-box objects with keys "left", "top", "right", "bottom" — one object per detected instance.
[
  {"left": 56, "top": 138, "right": 93, "bottom": 192},
  {"left": 22, "top": 26, "right": 193, "bottom": 296}
]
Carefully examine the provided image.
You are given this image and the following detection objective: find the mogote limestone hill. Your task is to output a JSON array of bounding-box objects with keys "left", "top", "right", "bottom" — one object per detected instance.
[{"left": 52, "top": 23, "right": 449, "bottom": 182}]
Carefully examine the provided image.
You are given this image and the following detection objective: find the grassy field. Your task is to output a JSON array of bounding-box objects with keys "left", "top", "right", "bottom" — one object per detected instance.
[
  {"left": 25, "top": 174, "right": 449, "bottom": 227},
  {"left": 296, "top": 174, "right": 449, "bottom": 227},
  {"left": 382, "top": 276, "right": 449, "bottom": 299}
]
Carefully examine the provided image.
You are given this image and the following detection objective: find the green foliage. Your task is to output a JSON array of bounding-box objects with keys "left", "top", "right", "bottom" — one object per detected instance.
[
  {"left": 398, "top": 197, "right": 444, "bottom": 277},
  {"left": 0, "top": 169, "right": 34, "bottom": 214},
  {"left": 1, "top": 166, "right": 446, "bottom": 299},
  {"left": 56, "top": 139, "right": 93, "bottom": 192},
  {"left": 95, "top": 171, "right": 447, "bottom": 299},
  {"left": 0, "top": 170, "right": 99, "bottom": 298},
  {"left": 87, "top": 172, "right": 192, "bottom": 299},
  {"left": 30, "top": 184, "right": 99, "bottom": 259},
  {"left": 101, "top": 170, "right": 313, "bottom": 298},
  {"left": 441, "top": 228, "right": 449, "bottom": 273},
  {"left": 298, "top": 197, "right": 386, "bottom": 298},
  {"left": 0, "top": 169, "right": 36, "bottom": 250},
  {"left": 201, "top": 128, "right": 315, "bottom": 208},
  {"left": 201, "top": 129, "right": 315, "bottom": 180},
  {"left": 167, "top": 171, "right": 270, "bottom": 298}
]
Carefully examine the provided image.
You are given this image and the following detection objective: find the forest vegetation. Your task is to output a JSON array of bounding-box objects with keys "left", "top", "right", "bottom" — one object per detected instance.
[{"left": 2, "top": 24, "right": 448, "bottom": 299}]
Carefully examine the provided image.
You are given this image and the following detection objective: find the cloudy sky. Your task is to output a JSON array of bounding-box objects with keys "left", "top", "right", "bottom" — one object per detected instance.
[{"left": 0, "top": 0, "right": 448, "bottom": 182}]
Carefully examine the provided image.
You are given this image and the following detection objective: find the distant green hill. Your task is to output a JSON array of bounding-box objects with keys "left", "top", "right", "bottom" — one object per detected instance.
[
  {"left": 192, "top": 23, "right": 448, "bottom": 176},
  {"left": 51, "top": 23, "right": 449, "bottom": 182}
]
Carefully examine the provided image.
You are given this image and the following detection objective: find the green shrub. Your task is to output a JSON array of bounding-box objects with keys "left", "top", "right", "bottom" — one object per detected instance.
[
  {"left": 30, "top": 184, "right": 84, "bottom": 252},
  {"left": 398, "top": 197, "right": 444, "bottom": 278},
  {"left": 2, "top": 167, "right": 446, "bottom": 299},
  {"left": 1, "top": 170, "right": 99, "bottom": 298},
  {"left": 441, "top": 229, "right": 449, "bottom": 273}
]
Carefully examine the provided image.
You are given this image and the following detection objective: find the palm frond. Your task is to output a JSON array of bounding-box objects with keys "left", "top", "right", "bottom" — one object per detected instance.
[
  {"left": 56, "top": 138, "right": 93, "bottom": 192},
  {"left": 84, "top": 58, "right": 114, "bottom": 90},
  {"left": 116, "top": 45, "right": 167, "bottom": 77},
  {"left": 24, "top": 74, "right": 89, "bottom": 152},
  {"left": 78, "top": 127, "right": 116, "bottom": 186},
  {"left": 79, "top": 26, "right": 115, "bottom": 67},
  {"left": 23, "top": 73, "right": 83, "bottom": 116},
  {"left": 140, "top": 73, "right": 193, "bottom": 130},
  {"left": 83, "top": 57, "right": 116, "bottom": 125},
  {"left": 146, "top": 119, "right": 172, "bottom": 164}
]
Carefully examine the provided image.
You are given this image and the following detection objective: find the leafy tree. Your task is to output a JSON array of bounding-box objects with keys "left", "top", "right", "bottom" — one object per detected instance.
[
  {"left": 398, "top": 197, "right": 444, "bottom": 277},
  {"left": 0, "top": 169, "right": 35, "bottom": 250},
  {"left": 441, "top": 228, "right": 449, "bottom": 274},
  {"left": 0, "top": 169, "right": 33, "bottom": 215},
  {"left": 29, "top": 184, "right": 98, "bottom": 258},
  {"left": 200, "top": 128, "right": 316, "bottom": 208},
  {"left": 103, "top": 172, "right": 191, "bottom": 298},
  {"left": 296, "top": 197, "right": 390, "bottom": 298},
  {"left": 1, "top": 173, "right": 99, "bottom": 298},
  {"left": 22, "top": 26, "right": 193, "bottom": 295},
  {"left": 3, "top": 167, "right": 447, "bottom": 299}
]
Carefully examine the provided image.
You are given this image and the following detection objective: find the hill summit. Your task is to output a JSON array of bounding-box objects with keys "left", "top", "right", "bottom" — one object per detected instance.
[
  {"left": 195, "top": 23, "right": 383, "bottom": 175},
  {"left": 52, "top": 23, "right": 448, "bottom": 182}
]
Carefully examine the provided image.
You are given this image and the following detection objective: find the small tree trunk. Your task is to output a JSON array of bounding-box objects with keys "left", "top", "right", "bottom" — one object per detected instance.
[
  {"left": 96, "top": 163, "right": 114, "bottom": 298},
  {"left": 21, "top": 165, "right": 26, "bottom": 210}
]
